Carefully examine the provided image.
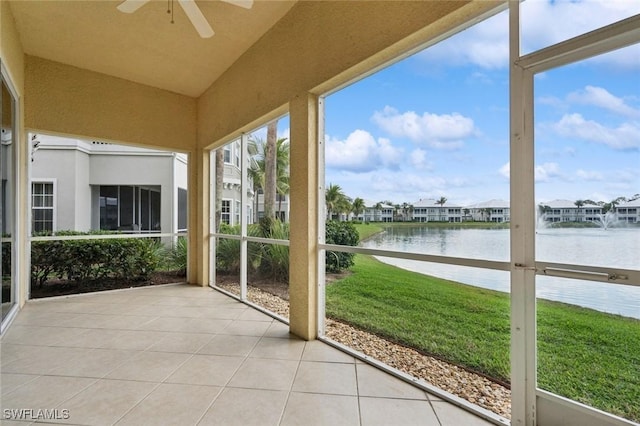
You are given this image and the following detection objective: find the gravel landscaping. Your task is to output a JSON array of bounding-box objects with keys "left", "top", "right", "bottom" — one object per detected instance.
[{"left": 216, "top": 282, "right": 511, "bottom": 419}]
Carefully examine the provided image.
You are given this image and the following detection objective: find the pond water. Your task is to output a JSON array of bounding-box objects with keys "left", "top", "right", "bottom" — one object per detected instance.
[{"left": 361, "top": 226, "right": 640, "bottom": 319}]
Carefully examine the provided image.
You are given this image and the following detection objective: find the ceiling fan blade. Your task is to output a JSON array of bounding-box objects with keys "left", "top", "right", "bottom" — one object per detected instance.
[
  {"left": 177, "top": 0, "right": 214, "bottom": 38},
  {"left": 116, "top": 0, "right": 150, "bottom": 14},
  {"left": 221, "top": 0, "right": 253, "bottom": 9}
]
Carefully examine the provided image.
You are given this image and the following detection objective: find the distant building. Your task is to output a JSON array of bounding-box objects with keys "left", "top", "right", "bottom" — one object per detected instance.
[
  {"left": 615, "top": 199, "right": 639, "bottom": 224},
  {"left": 355, "top": 200, "right": 393, "bottom": 223},
  {"left": 467, "top": 199, "right": 510, "bottom": 223},
  {"left": 412, "top": 199, "right": 462, "bottom": 223},
  {"left": 538, "top": 199, "right": 602, "bottom": 224},
  {"left": 31, "top": 135, "right": 188, "bottom": 234}
]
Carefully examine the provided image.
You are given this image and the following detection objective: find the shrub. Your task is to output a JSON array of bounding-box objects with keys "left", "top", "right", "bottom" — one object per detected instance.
[
  {"left": 256, "top": 220, "right": 289, "bottom": 282},
  {"left": 325, "top": 220, "right": 359, "bottom": 273},
  {"left": 169, "top": 236, "right": 188, "bottom": 276},
  {"left": 216, "top": 219, "right": 359, "bottom": 278},
  {"left": 30, "top": 232, "right": 162, "bottom": 286},
  {"left": 216, "top": 224, "right": 242, "bottom": 274}
]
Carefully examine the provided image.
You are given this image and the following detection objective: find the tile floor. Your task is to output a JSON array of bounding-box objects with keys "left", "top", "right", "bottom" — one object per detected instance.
[{"left": 1, "top": 284, "right": 493, "bottom": 425}]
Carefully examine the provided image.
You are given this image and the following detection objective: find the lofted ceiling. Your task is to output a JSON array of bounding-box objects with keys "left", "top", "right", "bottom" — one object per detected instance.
[{"left": 8, "top": 0, "right": 297, "bottom": 97}]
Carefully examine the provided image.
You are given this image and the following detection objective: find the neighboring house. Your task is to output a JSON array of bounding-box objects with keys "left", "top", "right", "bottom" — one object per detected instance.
[
  {"left": 31, "top": 135, "right": 188, "bottom": 234},
  {"left": 354, "top": 200, "right": 393, "bottom": 222},
  {"left": 467, "top": 199, "right": 511, "bottom": 223},
  {"left": 412, "top": 199, "right": 462, "bottom": 223},
  {"left": 219, "top": 140, "right": 251, "bottom": 227},
  {"left": 254, "top": 191, "right": 289, "bottom": 223},
  {"left": 615, "top": 199, "right": 640, "bottom": 224},
  {"left": 538, "top": 199, "right": 602, "bottom": 223},
  {"left": 220, "top": 141, "right": 288, "bottom": 226}
]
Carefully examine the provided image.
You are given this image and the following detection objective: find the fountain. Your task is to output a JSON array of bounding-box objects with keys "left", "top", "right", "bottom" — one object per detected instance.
[{"left": 595, "top": 211, "right": 619, "bottom": 230}]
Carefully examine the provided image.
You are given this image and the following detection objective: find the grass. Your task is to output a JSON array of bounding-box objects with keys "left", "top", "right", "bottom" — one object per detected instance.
[{"left": 326, "top": 254, "right": 640, "bottom": 422}]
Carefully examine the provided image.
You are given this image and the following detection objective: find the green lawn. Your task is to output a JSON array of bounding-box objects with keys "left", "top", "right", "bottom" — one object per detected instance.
[{"left": 326, "top": 254, "right": 640, "bottom": 422}]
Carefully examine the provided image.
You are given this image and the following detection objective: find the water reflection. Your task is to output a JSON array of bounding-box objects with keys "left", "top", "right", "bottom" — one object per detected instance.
[{"left": 363, "top": 226, "right": 640, "bottom": 318}]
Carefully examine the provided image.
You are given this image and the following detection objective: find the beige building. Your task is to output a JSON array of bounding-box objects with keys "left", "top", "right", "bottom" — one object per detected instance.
[{"left": 2, "top": 2, "right": 638, "bottom": 425}]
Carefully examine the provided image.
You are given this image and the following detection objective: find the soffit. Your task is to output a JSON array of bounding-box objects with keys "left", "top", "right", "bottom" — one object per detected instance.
[{"left": 8, "top": 0, "right": 297, "bottom": 97}]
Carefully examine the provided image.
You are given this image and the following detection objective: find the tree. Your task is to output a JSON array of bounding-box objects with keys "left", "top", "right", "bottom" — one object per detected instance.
[
  {"left": 263, "top": 121, "right": 278, "bottom": 220},
  {"left": 436, "top": 196, "right": 447, "bottom": 221},
  {"left": 326, "top": 183, "right": 347, "bottom": 220},
  {"left": 481, "top": 208, "right": 492, "bottom": 222},
  {"left": 247, "top": 143, "right": 264, "bottom": 223},
  {"left": 574, "top": 199, "right": 584, "bottom": 221},
  {"left": 463, "top": 208, "right": 471, "bottom": 221},
  {"left": 374, "top": 202, "right": 383, "bottom": 221},
  {"left": 249, "top": 129, "right": 290, "bottom": 222},
  {"left": 351, "top": 197, "right": 365, "bottom": 221},
  {"left": 214, "top": 149, "right": 224, "bottom": 231},
  {"left": 603, "top": 196, "right": 626, "bottom": 214}
]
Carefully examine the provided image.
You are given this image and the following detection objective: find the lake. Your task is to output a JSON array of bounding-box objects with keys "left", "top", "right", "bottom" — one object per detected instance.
[{"left": 361, "top": 226, "right": 640, "bottom": 319}]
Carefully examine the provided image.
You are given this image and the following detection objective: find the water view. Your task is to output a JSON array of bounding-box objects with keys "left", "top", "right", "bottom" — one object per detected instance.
[{"left": 362, "top": 226, "right": 640, "bottom": 319}]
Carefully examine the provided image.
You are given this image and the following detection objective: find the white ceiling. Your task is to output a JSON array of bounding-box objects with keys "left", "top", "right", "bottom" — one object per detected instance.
[{"left": 9, "top": 0, "right": 297, "bottom": 97}]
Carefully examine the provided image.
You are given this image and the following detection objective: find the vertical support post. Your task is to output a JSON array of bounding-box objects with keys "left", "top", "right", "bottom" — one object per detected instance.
[
  {"left": 289, "top": 93, "right": 319, "bottom": 340},
  {"left": 317, "top": 97, "right": 326, "bottom": 336},
  {"left": 187, "top": 148, "right": 210, "bottom": 286},
  {"left": 509, "top": 1, "right": 537, "bottom": 425},
  {"left": 240, "top": 135, "right": 248, "bottom": 300}
]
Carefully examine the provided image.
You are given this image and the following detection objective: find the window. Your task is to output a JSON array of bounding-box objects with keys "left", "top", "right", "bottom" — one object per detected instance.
[
  {"left": 99, "top": 186, "right": 161, "bottom": 231},
  {"left": 32, "top": 182, "right": 54, "bottom": 233},
  {"left": 235, "top": 200, "right": 241, "bottom": 225},
  {"left": 221, "top": 200, "right": 231, "bottom": 224},
  {"left": 178, "top": 188, "right": 187, "bottom": 231},
  {"left": 224, "top": 146, "right": 231, "bottom": 164}
]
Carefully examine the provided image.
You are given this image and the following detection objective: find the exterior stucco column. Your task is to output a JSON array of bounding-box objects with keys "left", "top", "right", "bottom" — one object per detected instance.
[
  {"left": 187, "top": 149, "right": 210, "bottom": 286},
  {"left": 289, "top": 93, "right": 319, "bottom": 340}
]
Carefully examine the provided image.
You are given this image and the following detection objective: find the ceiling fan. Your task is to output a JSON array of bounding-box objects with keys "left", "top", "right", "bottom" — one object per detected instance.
[{"left": 117, "top": 0, "right": 253, "bottom": 38}]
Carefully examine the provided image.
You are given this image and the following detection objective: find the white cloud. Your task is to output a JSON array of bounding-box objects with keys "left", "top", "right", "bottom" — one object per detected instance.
[
  {"left": 325, "top": 130, "right": 403, "bottom": 172},
  {"left": 567, "top": 86, "right": 640, "bottom": 119},
  {"left": 576, "top": 169, "right": 604, "bottom": 181},
  {"left": 535, "top": 162, "right": 561, "bottom": 182},
  {"left": 417, "top": 1, "right": 640, "bottom": 70},
  {"left": 409, "top": 149, "right": 432, "bottom": 170},
  {"left": 498, "top": 162, "right": 510, "bottom": 179},
  {"left": 553, "top": 113, "right": 640, "bottom": 150},
  {"left": 372, "top": 106, "right": 476, "bottom": 149}
]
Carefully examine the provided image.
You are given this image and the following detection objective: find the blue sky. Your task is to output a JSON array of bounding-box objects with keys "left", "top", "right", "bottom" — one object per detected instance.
[{"left": 319, "top": 0, "right": 640, "bottom": 206}]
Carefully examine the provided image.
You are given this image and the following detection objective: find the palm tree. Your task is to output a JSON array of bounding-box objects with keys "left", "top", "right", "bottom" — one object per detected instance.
[
  {"left": 263, "top": 120, "right": 278, "bottom": 220},
  {"left": 249, "top": 133, "right": 290, "bottom": 222},
  {"left": 436, "top": 196, "right": 447, "bottom": 222},
  {"left": 463, "top": 208, "right": 471, "bottom": 221},
  {"left": 351, "top": 197, "right": 365, "bottom": 221},
  {"left": 574, "top": 199, "right": 584, "bottom": 221},
  {"left": 374, "top": 202, "right": 383, "bottom": 222},
  {"left": 402, "top": 202, "right": 410, "bottom": 222},
  {"left": 481, "top": 208, "right": 492, "bottom": 222},
  {"left": 214, "top": 149, "right": 224, "bottom": 231},
  {"left": 326, "top": 183, "right": 346, "bottom": 220}
]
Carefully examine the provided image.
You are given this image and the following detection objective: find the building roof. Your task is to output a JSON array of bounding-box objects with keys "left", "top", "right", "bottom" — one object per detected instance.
[
  {"left": 363, "top": 200, "right": 394, "bottom": 209},
  {"left": 413, "top": 198, "right": 458, "bottom": 208},
  {"left": 468, "top": 199, "right": 510, "bottom": 209},
  {"left": 541, "top": 199, "right": 595, "bottom": 209},
  {"left": 617, "top": 199, "right": 640, "bottom": 208}
]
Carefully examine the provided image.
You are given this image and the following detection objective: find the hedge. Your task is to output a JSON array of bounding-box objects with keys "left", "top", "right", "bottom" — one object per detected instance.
[{"left": 31, "top": 232, "right": 161, "bottom": 287}]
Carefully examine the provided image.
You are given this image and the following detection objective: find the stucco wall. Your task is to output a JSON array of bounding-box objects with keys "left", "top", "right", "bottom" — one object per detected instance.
[
  {"left": 1, "top": 0, "right": 28, "bottom": 310},
  {"left": 31, "top": 149, "right": 82, "bottom": 231},
  {"left": 24, "top": 56, "right": 197, "bottom": 154},
  {"left": 1, "top": 1, "right": 25, "bottom": 94}
]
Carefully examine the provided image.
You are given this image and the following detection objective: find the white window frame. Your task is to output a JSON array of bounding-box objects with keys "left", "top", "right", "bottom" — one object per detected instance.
[
  {"left": 221, "top": 199, "right": 231, "bottom": 225},
  {"left": 31, "top": 179, "right": 57, "bottom": 233}
]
